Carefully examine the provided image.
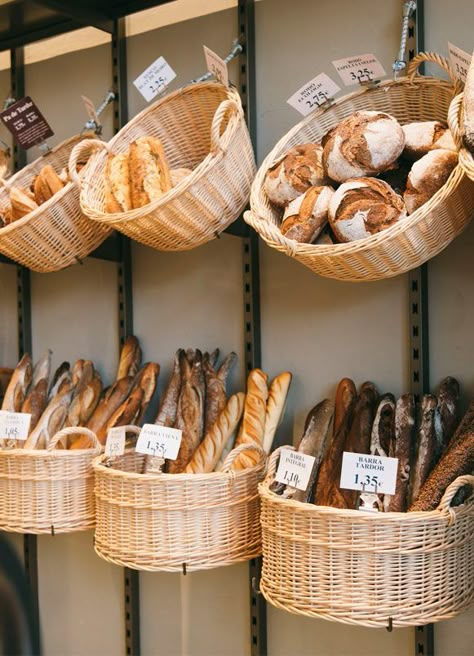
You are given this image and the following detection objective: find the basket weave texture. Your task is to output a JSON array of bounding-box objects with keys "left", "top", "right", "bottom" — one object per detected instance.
[
  {"left": 93, "top": 443, "right": 266, "bottom": 572},
  {"left": 0, "top": 136, "right": 111, "bottom": 272},
  {"left": 448, "top": 92, "right": 474, "bottom": 182},
  {"left": 70, "top": 82, "right": 256, "bottom": 251},
  {"left": 246, "top": 52, "right": 474, "bottom": 282},
  {"left": 0, "top": 427, "right": 101, "bottom": 534},
  {"left": 259, "top": 446, "right": 474, "bottom": 628}
]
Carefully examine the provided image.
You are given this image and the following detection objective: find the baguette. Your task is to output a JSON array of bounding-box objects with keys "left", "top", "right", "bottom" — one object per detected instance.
[
  {"left": 334, "top": 378, "right": 357, "bottom": 437},
  {"left": 117, "top": 336, "right": 142, "bottom": 380},
  {"left": 185, "top": 393, "right": 245, "bottom": 473},
  {"left": 9, "top": 186, "right": 38, "bottom": 221},
  {"left": 262, "top": 372, "right": 292, "bottom": 454},
  {"left": 203, "top": 351, "right": 237, "bottom": 435},
  {"left": 384, "top": 394, "right": 416, "bottom": 512},
  {"left": 31, "top": 350, "right": 51, "bottom": 389},
  {"left": 230, "top": 368, "right": 268, "bottom": 471},
  {"left": 370, "top": 393, "right": 395, "bottom": 458},
  {"left": 21, "top": 379, "right": 48, "bottom": 434},
  {"left": 129, "top": 136, "right": 172, "bottom": 208},
  {"left": 96, "top": 386, "right": 144, "bottom": 445},
  {"left": 437, "top": 376, "right": 460, "bottom": 455},
  {"left": 133, "top": 362, "right": 160, "bottom": 424},
  {"left": 1, "top": 353, "right": 33, "bottom": 413},
  {"left": 24, "top": 383, "right": 72, "bottom": 449},
  {"left": 105, "top": 152, "right": 132, "bottom": 212},
  {"left": 33, "top": 165, "right": 64, "bottom": 204},
  {"left": 48, "top": 362, "right": 71, "bottom": 400},
  {"left": 409, "top": 394, "right": 438, "bottom": 505}
]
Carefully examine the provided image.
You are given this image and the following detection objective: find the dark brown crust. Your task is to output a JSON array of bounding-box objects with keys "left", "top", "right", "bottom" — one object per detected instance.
[
  {"left": 370, "top": 393, "right": 395, "bottom": 458},
  {"left": 117, "top": 336, "right": 142, "bottom": 381},
  {"left": 409, "top": 394, "right": 437, "bottom": 505},
  {"left": 385, "top": 394, "right": 416, "bottom": 512},
  {"left": 154, "top": 349, "right": 183, "bottom": 427},
  {"left": 133, "top": 362, "right": 160, "bottom": 425},
  {"left": 21, "top": 378, "right": 48, "bottom": 432},
  {"left": 437, "top": 377, "right": 460, "bottom": 455},
  {"left": 281, "top": 186, "right": 331, "bottom": 243},
  {"left": 334, "top": 378, "right": 357, "bottom": 438},
  {"left": 86, "top": 376, "right": 134, "bottom": 435}
]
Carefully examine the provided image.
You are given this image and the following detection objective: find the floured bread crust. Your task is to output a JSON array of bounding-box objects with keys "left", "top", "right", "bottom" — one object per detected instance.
[
  {"left": 328, "top": 177, "right": 406, "bottom": 242},
  {"left": 264, "top": 143, "right": 327, "bottom": 207},
  {"left": 322, "top": 111, "right": 405, "bottom": 182},
  {"left": 105, "top": 153, "right": 131, "bottom": 212},
  {"left": 281, "top": 185, "right": 334, "bottom": 243},
  {"left": 402, "top": 121, "right": 456, "bottom": 160},
  {"left": 33, "top": 165, "right": 65, "bottom": 205},
  {"left": 404, "top": 149, "right": 458, "bottom": 214},
  {"left": 129, "top": 136, "right": 172, "bottom": 209}
]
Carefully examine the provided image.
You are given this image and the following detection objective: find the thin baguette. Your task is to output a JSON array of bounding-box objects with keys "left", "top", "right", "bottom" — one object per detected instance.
[
  {"left": 230, "top": 368, "right": 268, "bottom": 471},
  {"left": 262, "top": 372, "right": 292, "bottom": 454}
]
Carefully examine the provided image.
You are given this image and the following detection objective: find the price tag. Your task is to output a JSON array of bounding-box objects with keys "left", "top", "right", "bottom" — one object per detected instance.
[
  {"left": 287, "top": 73, "right": 341, "bottom": 116},
  {"left": 203, "top": 46, "right": 229, "bottom": 87},
  {"left": 81, "top": 95, "right": 98, "bottom": 123},
  {"left": 448, "top": 43, "right": 472, "bottom": 84},
  {"left": 0, "top": 411, "right": 31, "bottom": 441},
  {"left": 274, "top": 448, "right": 315, "bottom": 491},
  {"left": 135, "top": 424, "right": 182, "bottom": 459},
  {"left": 133, "top": 56, "right": 177, "bottom": 102},
  {"left": 105, "top": 426, "right": 126, "bottom": 457},
  {"left": 0, "top": 97, "right": 54, "bottom": 149},
  {"left": 340, "top": 452, "right": 398, "bottom": 495},
  {"left": 332, "top": 54, "right": 386, "bottom": 86}
]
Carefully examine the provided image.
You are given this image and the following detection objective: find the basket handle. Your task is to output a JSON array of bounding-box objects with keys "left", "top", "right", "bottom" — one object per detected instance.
[
  {"left": 68, "top": 138, "right": 109, "bottom": 187},
  {"left": 47, "top": 426, "right": 101, "bottom": 452},
  {"left": 437, "top": 474, "right": 474, "bottom": 514},
  {"left": 447, "top": 92, "right": 464, "bottom": 149},
  {"left": 407, "top": 51, "right": 462, "bottom": 93},
  {"left": 221, "top": 442, "right": 266, "bottom": 471},
  {"left": 263, "top": 444, "right": 295, "bottom": 485},
  {"left": 210, "top": 99, "right": 241, "bottom": 153}
]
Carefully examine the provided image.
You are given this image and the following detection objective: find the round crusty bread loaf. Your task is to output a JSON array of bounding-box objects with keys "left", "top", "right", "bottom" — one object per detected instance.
[
  {"left": 280, "top": 185, "right": 334, "bottom": 243},
  {"left": 322, "top": 111, "right": 405, "bottom": 183},
  {"left": 328, "top": 177, "right": 406, "bottom": 242},
  {"left": 264, "top": 143, "right": 327, "bottom": 207},
  {"left": 404, "top": 149, "right": 458, "bottom": 214},
  {"left": 402, "top": 121, "right": 456, "bottom": 160}
]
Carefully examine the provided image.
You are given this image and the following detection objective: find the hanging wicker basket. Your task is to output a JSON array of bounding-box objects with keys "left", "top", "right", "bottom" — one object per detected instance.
[
  {"left": 93, "top": 441, "right": 266, "bottom": 572},
  {"left": 0, "top": 135, "right": 111, "bottom": 272},
  {"left": 69, "top": 82, "right": 256, "bottom": 252},
  {"left": 448, "top": 92, "right": 474, "bottom": 182},
  {"left": 259, "top": 446, "right": 474, "bottom": 628},
  {"left": 0, "top": 427, "right": 101, "bottom": 534},
  {"left": 246, "top": 52, "right": 474, "bottom": 282}
]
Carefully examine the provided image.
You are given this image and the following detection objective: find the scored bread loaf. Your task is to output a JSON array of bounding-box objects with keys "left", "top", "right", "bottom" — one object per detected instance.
[
  {"left": 333, "top": 378, "right": 357, "bottom": 438},
  {"left": 117, "top": 335, "right": 142, "bottom": 380},
  {"left": 129, "top": 136, "right": 172, "bottom": 208},
  {"left": 409, "top": 394, "right": 438, "bottom": 505},
  {"left": 280, "top": 186, "right": 334, "bottom": 243},
  {"left": 230, "top": 368, "right": 268, "bottom": 471},
  {"left": 402, "top": 121, "right": 456, "bottom": 160},
  {"left": 384, "top": 394, "right": 416, "bottom": 512},
  {"left": 370, "top": 394, "right": 395, "bottom": 458},
  {"left": 328, "top": 178, "right": 406, "bottom": 242},
  {"left": 33, "top": 165, "right": 64, "bottom": 204},
  {"left": 186, "top": 393, "right": 246, "bottom": 473},
  {"left": 437, "top": 376, "right": 460, "bottom": 455},
  {"left": 404, "top": 149, "right": 458, "bottom": 214},
  {"left": 262, "top": 372, "right": 292, "bottom": 454},
  {"left": 322, "top": 111, "right": 405, "bottom": 182},
  {"left": 9, "top": 186, "right": 38, "bottom": 221},
  {"left": 203, "top": 351, "right": 237, "bottom": 435},
  {"left": 105, "top": 152, "right": 131, "bottom": 212},
  {"left": 264, "top": 143, "right": 327, "bottom": 207},
  {"left": 462, "top": 52, "right": 474, "bottom": 153}
]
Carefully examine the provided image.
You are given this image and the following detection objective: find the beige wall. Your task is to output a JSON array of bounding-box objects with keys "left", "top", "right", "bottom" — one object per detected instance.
[{"left": 0, "top": 0, "right": 472, "bottom": 654}]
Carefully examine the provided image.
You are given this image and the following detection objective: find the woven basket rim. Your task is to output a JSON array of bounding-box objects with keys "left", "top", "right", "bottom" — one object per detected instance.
[
  {"left": 249, "top": 73, "right": 464, "bottom": 256},
  {"left": 78, "top": 82, "right": 245, "bottom": 225},
  {"left": 259, "top": 478, "right": 474, "bottom": 522},
  {"left": 0, "top": 445, "right": 101, "bottom": 458},
  {"left": 0, "top": 133, "right": 91, "bottom": 234}
]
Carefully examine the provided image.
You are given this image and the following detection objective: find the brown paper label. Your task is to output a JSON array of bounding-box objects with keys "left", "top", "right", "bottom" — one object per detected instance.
[{"left": 0, "top": 97, "right": 53, "bottom": 149}]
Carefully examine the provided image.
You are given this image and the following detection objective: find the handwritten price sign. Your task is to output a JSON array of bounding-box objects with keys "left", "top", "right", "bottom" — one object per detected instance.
[
  {"left": 340, "top": 452, "right": 398, "bottom": 495},
  {"left": 287, "top": 73, "right": 341, "bottom": 116},
  {"left": 448, "top": 43, "right": 472, "bottom": 84},
  {"left": 274, "top": 448, "right": 315, "bottom": 491},
  {"left": 203, "top": 46, "right": 229, "bottom": 87},
  {"left": 0, "top": 411, "right": 31, "bottom": 441},
  {"left": 332, "top": 54, "right": 386, "bottom": 86},
  {"left": 133, "top": 56, "right": 176, "bottom": 102},
  {"left": 105, "top": 427, "right": 126, "bottom": 457},
  {"left": 135, "top": 424, "right": 182, "bottom": 460}
]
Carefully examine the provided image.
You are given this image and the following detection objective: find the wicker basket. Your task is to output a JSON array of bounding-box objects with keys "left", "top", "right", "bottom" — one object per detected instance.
[
  {"left": 259, "top": 446, "right": 474, "bottom": 628},
  {"left": 448, "top": 92, "right": 474, "bottom": 182},
  {"left": 69, "top": 82, "right": 256, "bottom": 251},
  {"left": 0, "top": 427, "right": 101, "bottom": 534},
  {"left": 0, "top": 136, "right": 111, "bottom": 272},
  {"left": 93, "top": 442, "right": 266, "bottom": 572},
  {"left": 246, "top": 52, "right": 474, "bottom": 282}
]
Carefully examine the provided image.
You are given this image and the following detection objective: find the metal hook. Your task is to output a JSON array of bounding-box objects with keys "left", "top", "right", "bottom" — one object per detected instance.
[
  {"left": 251, "top": 576, "right": 262, "bottom": 596},
  {"left": 393, "top": 1, "right": 417, "bottom": 79},
  {"left": 386, "top": 617, "right": 393, "bottom": 632}
]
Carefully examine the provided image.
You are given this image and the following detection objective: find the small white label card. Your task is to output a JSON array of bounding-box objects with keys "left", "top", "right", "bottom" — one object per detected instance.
[
  {"left": 340, "top": 452, "right": 398, "bottom": 495},
  {"left": 448, "top": 43, "right": 472, "bottom": 84},
  {"left": 81, "top": 95, "right": 98, "bottom": 123},
  {"left": 105, "top": 426, "right": 126, "bottom": 458},
  {"left": 332, "top": 54, "right": 386, "bottom": 86},
  {"left": 0, "top": 410, "right": 31, "bottom": 441},
  {"left": 203, "top": 46, "right": 229, "bottom": 87},
  {"left": 133, "top": 56, "right": 177, "bottom": 102},
  {"left": 135, "top": 424, "right": 182, "bottom": 460},
  {"left": 287, "top": 73, "right": 341, "bottom": 116},
  {"left": 274, "top": 448, "right": 316, "bottom": 491}
]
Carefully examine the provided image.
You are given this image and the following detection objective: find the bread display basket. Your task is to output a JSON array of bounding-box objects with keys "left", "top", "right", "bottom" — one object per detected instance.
[
  {"left": 69, "top": 81, "right": 256, "bottom": 251},
  {"left": 258, "top": 446, "right": 474, "bottom": 628},
  {"left": 93, "top": 440, "right": 266, "bottom": 572},
  {"left": 0, "top": 427, "right": 101, "bottom": 534},
  {"left": 246, "top": 52, "right": 474, "bottom": 282},
  {"left": 0, "top": 135, "right": 111, "bottom": 272},
  {"left": 448, "top": 92, "right": 474, "bottom": 182}
]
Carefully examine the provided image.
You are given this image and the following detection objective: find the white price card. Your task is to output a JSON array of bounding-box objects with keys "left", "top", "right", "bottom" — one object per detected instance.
[
  {"left": 287, "top": 73, "right": 341, "bottom": 116},
  {"left": 133, "top": 56, "right": 177, "bottom": 102},
  {"left": 448, "top": 43, "right": 472, "bottom": 84},
  {"left": 274, "top": 448, "right": 316, "bottom": 491},
  {"left": 105, "top": 426, "right": 126, "bottom": 457},
  {"left": 332, "top": 54, "right": 386, "bottom": 86},
  {"left": 203, "top": 46, "right": 229, "bottom": 87},
  {"left": 340, "top": 452, "right": 398, "bottom": 495},
  {"left": 81, "top": 95, "right": 98, "bottom": 123},
  {"left": 135, "top": 424, "right": 182, "bottom": 460},
  {"left": 0, "top": 410, "right": 31, "bottom": 441}
]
